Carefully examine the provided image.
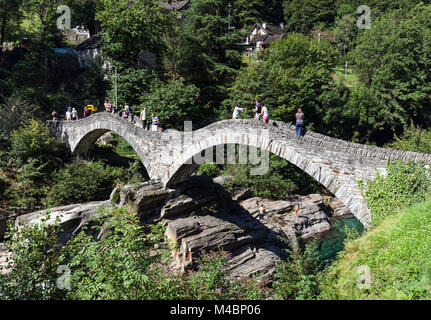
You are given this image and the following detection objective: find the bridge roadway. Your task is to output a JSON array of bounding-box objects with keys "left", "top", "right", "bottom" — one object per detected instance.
[{"left": 47, "top": 112, "right": 431, "bottom": 228}]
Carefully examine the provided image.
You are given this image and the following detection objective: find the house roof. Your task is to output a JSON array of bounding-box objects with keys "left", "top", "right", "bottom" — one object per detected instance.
[
  {"left": 262, "top": 34, "right": 287, "bottom": 45},
  {"left": 249, "top": 22, "right": 287, "bottom": 35},
  {"left": 76, "top": 34, "right": 103, "bottom": 50}
]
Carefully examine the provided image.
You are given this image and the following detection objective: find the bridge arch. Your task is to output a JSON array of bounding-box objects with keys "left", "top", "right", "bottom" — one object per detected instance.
[
  {"left": 48, "top": 113, "right": 162, "bottom": 181},
  {"left": 163, "top": 127, "right": 372, "bottom": 227}
]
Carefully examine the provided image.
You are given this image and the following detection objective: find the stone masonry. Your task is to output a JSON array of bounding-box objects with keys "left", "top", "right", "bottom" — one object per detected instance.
[{"left": 47, "top": 112, "right": 431, "bottom": 228}]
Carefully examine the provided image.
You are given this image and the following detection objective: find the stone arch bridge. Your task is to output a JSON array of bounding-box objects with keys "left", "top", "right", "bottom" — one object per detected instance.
[{"left": 47, "top": 112, "right": 431, "bottom": 228}]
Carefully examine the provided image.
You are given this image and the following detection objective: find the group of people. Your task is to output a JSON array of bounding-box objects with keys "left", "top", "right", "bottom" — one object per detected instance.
[
  {"left": 139, "top": 107, "right": 165, "bottom": 132},
  {"left": 232, "top": 100, "right": 269, "bottom": 123},
  {"left": 59, "top": 106, "right": 80, "bottom": 121},
  {"left": 232, "top": 100, "right": 305, "bottom": 136}
]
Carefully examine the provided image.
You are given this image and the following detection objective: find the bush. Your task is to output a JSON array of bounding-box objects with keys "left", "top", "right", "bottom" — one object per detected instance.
[
  {"left": 0, "top": 212, "right": 67, "bottom": 300},
  {"left": 45, "top": 160, "right": 122, "bottom": 207},
  {"left": 362, "top": 160, "right": 430, "bottom": 225},
  {"left": 198, "top": 162, "right": 221, "bottom": 178},
  {"left": 273, "top": 241, "right": 323, "bottom": 300},
  {"left": 387, "top": 125, "right": 431, "bottom": 154},
  {"left": 0, "top": 204, "right": 270, "bottom": 300}
]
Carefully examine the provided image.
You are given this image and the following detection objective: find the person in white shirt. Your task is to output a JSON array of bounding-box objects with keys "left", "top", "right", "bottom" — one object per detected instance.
[
  {"left": 232, "top": 103, "right": 246, "bottom": 119},
  {"left": 71, "top": 108, "right": 78, "bottom": 120},
  {"left": 260, "top": 102, "right": 269, "bottom": 123},
  {"left": 65, "top": 110, "right": 72, "bottom": 121},
  {"left": 140, "top": 107, "right": 147, "bottom": 129}
]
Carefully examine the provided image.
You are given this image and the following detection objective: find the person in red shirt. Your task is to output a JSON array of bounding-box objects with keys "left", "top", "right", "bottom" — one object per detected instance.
[{"left": 83, "top": 106, "right": 91, "bottom": 118}]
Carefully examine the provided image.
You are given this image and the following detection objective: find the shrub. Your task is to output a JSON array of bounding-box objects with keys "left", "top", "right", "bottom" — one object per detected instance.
[
  {"left": 45, "top": 160, "right": 121, "bottom": 206},
  {"left": 273, "top": 241, "right": 323, "bottom": 300},
  {"left": 363, "top": 160, "right": 430, "bottom": 225},
  {"left": 198, "top": 162, "right": 221, "bottom": 178},
  {"left": 0, "top": 212, "right": 67, "bottom": 300},
  {"left": 387, "top": 125, "right": 431, "bottom": 154}
]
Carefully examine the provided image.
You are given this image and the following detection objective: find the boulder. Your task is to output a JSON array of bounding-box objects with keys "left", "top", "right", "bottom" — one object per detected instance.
[
  {"left": 328, "top": 198, "right": 353, "bottom": 217},
  {"left": 227, "top": 244, "right": 284, "bottom": 280},
  {"left": 114, "top": 180, "right": 178, "bottom": 217},
  {"left": 160, "top": 194, "right": 216, "bottom": 219},
  {"left": 15, "top": 200, "right": 112, "bottom": 241}
]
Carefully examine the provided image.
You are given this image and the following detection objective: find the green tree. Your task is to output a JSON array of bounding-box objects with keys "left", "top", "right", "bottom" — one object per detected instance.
[
  {"left": 138, "top": 77, "right": 200, "bottom": 129},
  {"left": 283, "top": 0, "right": 337, "bottom": 34},
  {"left": 97, "top": 0, "right": 171, "bottom": 69},
  {"left": 352, "top": 5, "right": 431, "bottom": 143},
  {"left": 179, "top": 0, "right": 243, "bottom": 109}
]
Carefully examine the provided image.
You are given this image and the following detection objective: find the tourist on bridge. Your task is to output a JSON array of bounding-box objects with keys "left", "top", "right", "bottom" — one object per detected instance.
[
  {"left": 140, "top": 107, "right": 147, "bottom": 129},
  {"left": 112, "top": 103, "right": 118, "bottom": 114},
  {"left": 259, "top": 102, "right": 269, "bottom": 123},
  {"left": 232, "top": 103, "right": 246, "bottom": 119},
  {"left": 151, "top": 114, "right": 160, "bottom": 132},
  {"left": 71, "top": 108, "right": 78, "bottom": 120},
  {"left": 295, "top": 108, "right": 304, "bottom": 136},
  {"left": 104, "top": 100, "right": 112, "bottom": 113},
  {"left": 65, "top": 108, "right": 72, "bottom": 121},
  {"left": 123, "top": 103, "right": 130, "bottom": 119},
  {"left": 83, "top": 106, "right": 91, "bottom": 118},
  {"left": 51, "top": 110, "right": 57, "bottom": 120},
  {"left": 253, "top": 100, "right": 262, "bottom": 121}
]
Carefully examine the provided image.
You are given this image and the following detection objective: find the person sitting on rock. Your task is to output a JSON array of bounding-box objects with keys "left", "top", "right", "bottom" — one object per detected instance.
[
  {"left": 294, "top": 204, "right": 300, "bottom": 219},
  {"left": 258, "top": 205, "right": 266, "bottom": 222}
]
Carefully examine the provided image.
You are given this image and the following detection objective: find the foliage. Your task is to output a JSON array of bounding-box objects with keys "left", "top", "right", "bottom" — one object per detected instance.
[
  {"left": 320, "top": 197, "right": 431, "bottom": 300},
  {"left": 0, "top": 212, "right": 68, "bottom": 299},
  {"left": 0, "top": 94, "right": 40, "bottom": 137},
  {"left": 223, "top": 33, "right": 337, "bottom": 130},
  {"left": 10, "top": 119, "right": 67, "bottom": 169},
  {"left": 198, "top": 162, "right": 221, "bottom": 178},
  {"left": 139, "top": 77, "right": 200, "bottom": 129},
  {"left": 363, "top": 160, "right": 430, "bottom": 225},
  {"left": 283, "top": 0, "right": 337, "bottom": 34},
  {"left": 97, "top": 0, "right": 171, "bottom": 69},
  {"left": 0, "top": 205, "right": 270, "bottom": 300},
  {"left": 179, "top": 0, "right": 244, "bottom": 107},
  {"left": 352, "top": 4, "right": 431, "bottom": 144},
  {"left": 224, "top": 152, "right": 320, "bottom": 200},
  {"left": 45, "top": 160, "right": 127, "bottom": 207},
  {"left": 387, "top": 125, "right": 431, "bottom": 154},
  {"left": 273, "top": 241, "right": 323, "bottom": 300}
]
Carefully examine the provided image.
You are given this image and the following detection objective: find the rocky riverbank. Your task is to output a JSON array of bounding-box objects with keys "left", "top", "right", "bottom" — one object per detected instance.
[{"left": 0, "top": 176, "right": 354, "bottom": 280}]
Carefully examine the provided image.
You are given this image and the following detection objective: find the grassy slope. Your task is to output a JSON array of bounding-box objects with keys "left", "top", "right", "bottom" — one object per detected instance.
[{"left": 320, "top": 198, "right": 431, "bottom": 300}]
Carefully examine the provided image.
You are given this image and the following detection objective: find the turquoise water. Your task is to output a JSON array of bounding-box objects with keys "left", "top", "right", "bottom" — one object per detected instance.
[{"left": 317, "top": 216, "right": 364, "bottom": 262}]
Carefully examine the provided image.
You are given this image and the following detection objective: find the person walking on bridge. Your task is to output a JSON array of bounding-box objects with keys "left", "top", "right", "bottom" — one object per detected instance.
[
  {"left": 232, "top": 103, "right": 246, "bottom": 119},
  {"left": 151, "top": 113, "right": 160, "bottom": 132},
  {"left": 71, "top": 108, "right": 78, "bottom": 120},
  {"left": 295, "top": 108, "right": 304, "bottom": 136},
  {"left": 253, "top": 100, "right": 262, "bottom": 121},
  {"left": 258, "top": 102, "right": 269, "bottom": 123},
  {"left": 140, "top": 107, "right": 147, "bottom": 129},
  {"left": 83, "top": 106, "right": 91, "bottom": 118}
]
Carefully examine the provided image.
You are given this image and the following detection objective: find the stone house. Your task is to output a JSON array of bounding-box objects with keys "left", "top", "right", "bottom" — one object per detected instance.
[{"left": 244, "top": 22, "right": 288, "bottom": 53}]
